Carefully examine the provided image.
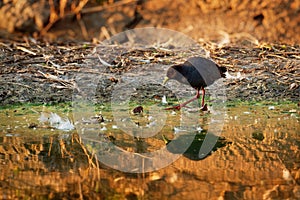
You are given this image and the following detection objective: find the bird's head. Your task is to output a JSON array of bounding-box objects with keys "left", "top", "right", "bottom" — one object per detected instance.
[{"left": 163, "top": 65, "right": 186, "bottom": 85}]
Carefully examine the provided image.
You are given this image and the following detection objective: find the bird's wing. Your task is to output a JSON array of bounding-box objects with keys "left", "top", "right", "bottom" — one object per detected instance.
[{"left": 187, "top": 57, "right": 221, "bottom": 86}]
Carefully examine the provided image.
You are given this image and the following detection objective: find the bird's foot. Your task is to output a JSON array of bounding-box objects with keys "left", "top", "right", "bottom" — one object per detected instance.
[
  {"left": 164, "top": 104, "right": 207, "bottom": 111},
  {"left": 164, "top": 103, "right": 194, "bottom": 110},
  {"left": 200, "top": 104, "right": 208, "bottom": 111},
  {"left": 164, "top": 104, "right": 182, "bottom": 110}
]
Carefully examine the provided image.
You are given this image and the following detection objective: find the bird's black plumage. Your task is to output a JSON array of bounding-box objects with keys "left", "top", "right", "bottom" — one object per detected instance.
[
  {"left": 166, "top": 57, "right": 226, "bottom": 89},
  {"left": 163, "top": 57, "right": 226, "bottom": 110}
]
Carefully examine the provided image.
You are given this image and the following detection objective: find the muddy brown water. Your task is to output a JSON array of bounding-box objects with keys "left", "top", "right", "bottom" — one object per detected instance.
[{"left": 0, "top": 103, "right": 299, "bottom": 199}]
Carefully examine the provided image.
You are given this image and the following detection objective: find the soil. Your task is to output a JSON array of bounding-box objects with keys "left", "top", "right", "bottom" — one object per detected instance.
[
  {"left": 0, "top": 0, "right": 299, "bottom": 106},
  {"left": 0, "top": 38, "right": 299, "bottom": 106}
]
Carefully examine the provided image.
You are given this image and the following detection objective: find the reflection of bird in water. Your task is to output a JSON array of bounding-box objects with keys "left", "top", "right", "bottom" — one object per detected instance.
[
  {"left": 162, "top": 132, "right": 229, "bottom": 160},
  {"left": 163, "top": 57, "right": 226, "bottom": 110}
]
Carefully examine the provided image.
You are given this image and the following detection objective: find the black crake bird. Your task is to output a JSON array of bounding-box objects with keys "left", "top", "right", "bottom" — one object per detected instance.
[{"left": 163, "top": 57, "right": 226, "bottom": 110}]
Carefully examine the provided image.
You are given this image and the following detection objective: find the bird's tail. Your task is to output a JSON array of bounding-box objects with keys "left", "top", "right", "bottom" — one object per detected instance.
[{"left": 217, "top": 65, "right": 227, "bottom": 78}]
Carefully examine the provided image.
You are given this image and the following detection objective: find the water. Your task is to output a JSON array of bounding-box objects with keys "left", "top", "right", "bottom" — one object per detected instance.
[{"left": 0, "top": 103, "right": 299, "bottom": 199}]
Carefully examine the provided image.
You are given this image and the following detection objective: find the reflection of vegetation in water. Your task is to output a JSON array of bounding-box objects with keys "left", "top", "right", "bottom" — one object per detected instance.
[
  {"left": 0, "top": 101, "right": 299, "bottom": 198},
  {"left": 252, "top": 132, "right": 265, "bottom": 141}
]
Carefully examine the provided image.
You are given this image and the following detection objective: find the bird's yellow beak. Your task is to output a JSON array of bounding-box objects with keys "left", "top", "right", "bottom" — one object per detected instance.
[{"left": 163, "top": 77, "right": 169, "bottom": 85}]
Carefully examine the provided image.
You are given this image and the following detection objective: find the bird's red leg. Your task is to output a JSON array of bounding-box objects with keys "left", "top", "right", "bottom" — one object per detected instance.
[
  {"left": 200, "top": 88, "right": 208, "bottom": 111},
  {"left": 165, "top": 89, "right": 201, "bottom": 110},
  {"left": 201, "top": 88, "right": 205, "bottom": 107}
]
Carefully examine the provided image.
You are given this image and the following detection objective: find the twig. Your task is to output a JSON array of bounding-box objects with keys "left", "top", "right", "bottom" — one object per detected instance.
[
  {"left": 80, "top": 0, "right": 138, "bottom": 14},
  {"left": 265, "top": 54, "right": 287, "bottom": 59},
  {"left": 16, "top": 46, "right": 37, "bottom": 55},
  {"left": 37, "top": 70, "right": 74, "bottom": 87},
  {"left": 40, "top": 0, "right": 89, "bottom": 36},
  {"left": 275, "top": 52, "right": 300, "bottom": 55},
  {"left": 0, "top": 42, "right": 13, "bottom": 51},
  {"left": 97, "top": 55, "right": 114, "bottom": 67},
  {"left": 291, "top": 55, "right": 300, "bottom": 59},
  {"left": 94, "top": 154, "right": 100, "bottom": 179},
  {"left": 3, "top": 82, "right": 32, "bottom": 89},
  {"left": 40, "top": 0, "right": 60, "bottom": 35},
  {"left": 77, "top": 13, "right": 89, "bottom": 40},
  {"left": 100, "top": 26, "right": 111, "bottom": 40},
  {"left": 48, "top": 136, "right": 53, "bottom": 156}
]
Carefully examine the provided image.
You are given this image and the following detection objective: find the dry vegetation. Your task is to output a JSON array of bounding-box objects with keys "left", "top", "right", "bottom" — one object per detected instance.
[
  {"left": 0, "top": 0, "right": 299, "bottom": 43},
  {"left": 0, "top": 38, "right": 299, "bottom": 105}
]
